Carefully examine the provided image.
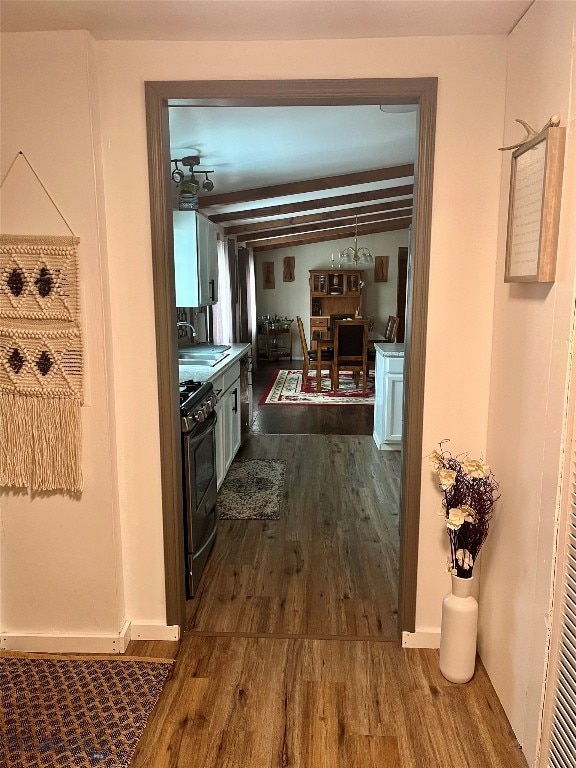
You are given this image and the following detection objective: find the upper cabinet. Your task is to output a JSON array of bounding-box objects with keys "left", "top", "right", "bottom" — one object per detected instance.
[{"left": 173, "top": 211, "right": 219, "bottom": 307}]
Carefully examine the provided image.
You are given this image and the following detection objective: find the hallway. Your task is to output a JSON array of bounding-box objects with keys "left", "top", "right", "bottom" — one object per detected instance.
[{"left": 129, "top": 434, "right": 527, "bottom": 767}]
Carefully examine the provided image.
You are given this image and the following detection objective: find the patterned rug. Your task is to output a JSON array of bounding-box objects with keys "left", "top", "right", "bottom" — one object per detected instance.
[
  {"left": 218, "top": 459, "right": 286, "bottom": 520},
  {"left": 260, "top": 368, "right": 375, "bottom": 405},
  {"left": 0, "top": 653, "right": 173, "bottom": 767}
]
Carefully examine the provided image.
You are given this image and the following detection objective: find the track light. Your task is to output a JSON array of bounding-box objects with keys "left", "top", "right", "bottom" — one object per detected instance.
[{"left": 202, "top": 172, "right": 214, "bottom": 192}]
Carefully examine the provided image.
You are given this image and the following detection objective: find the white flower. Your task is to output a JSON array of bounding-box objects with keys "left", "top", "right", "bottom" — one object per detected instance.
[
  {"left": 456, "top": 549, "right": 474, "bottom": 570},
  {"left": 445, "top": 557, "right": 457, "bottom": 575},
  {"left": 446, "top": 505, "right": 476, "bottom": 530},
  {"left": 429, "top": 450, "right": 444, "bottom": 471},
  {"left": 438, "top": 469, "right": 457, "bottom": 490},
  {"left": 462, "top": 458, "right": 490, "bottom": 478}
]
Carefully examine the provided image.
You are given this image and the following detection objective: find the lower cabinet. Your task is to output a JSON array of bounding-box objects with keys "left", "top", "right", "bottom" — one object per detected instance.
[
  {"left": 373, "top": 353, "right": 404, "bottom": 450},
  {"left": 214, "top": 362, "right": 241, "bottom": 489}
]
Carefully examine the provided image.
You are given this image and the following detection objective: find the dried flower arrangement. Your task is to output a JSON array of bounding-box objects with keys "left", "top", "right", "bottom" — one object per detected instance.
[{"left": 430, "top": 442, "right": 500, "bottom": 578}]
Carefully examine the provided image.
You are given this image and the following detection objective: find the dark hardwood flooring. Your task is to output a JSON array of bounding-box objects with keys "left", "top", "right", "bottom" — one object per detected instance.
[
  {"left": 252, "top": 360, "right": 374, "bottom": 435},
  {"left": 186, "top": 435, "right": 400, "bottom": 638}
]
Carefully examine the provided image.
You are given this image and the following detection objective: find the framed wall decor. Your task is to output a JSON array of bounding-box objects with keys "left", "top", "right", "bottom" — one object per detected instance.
[
  {"left": 263, "top": 261, "right": 275, "bottom": 289},
  {"left": 374, "top": 255, "right": 389, "bottom": 283},
  {"left": 505, "top": 125, "right": 565, "bottom": 283}
]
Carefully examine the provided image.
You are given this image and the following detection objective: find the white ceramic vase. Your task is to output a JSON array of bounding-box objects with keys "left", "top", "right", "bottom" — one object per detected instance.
[{"left": 439, "top": 574, "right": 478, "bottom": 684}]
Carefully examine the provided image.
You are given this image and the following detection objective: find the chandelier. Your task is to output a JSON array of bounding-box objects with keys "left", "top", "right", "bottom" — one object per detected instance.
[{"left": 338, "top": 217, "right": 374, "bottom": 265}]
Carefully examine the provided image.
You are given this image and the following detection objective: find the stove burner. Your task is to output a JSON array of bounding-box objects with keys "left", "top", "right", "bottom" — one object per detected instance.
[{"left": 179, "top": 379, "right": 205, "bottom": 407}]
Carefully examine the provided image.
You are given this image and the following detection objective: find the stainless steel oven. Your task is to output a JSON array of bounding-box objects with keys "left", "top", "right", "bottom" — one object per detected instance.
[{"left": 180, "top": 380, "right": 219, "bottom": 597}]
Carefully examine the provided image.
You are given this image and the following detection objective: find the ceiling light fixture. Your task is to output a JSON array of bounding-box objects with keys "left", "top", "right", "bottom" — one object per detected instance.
[{"left": 338, "top": 217, "right": 374, "bottom": 266}]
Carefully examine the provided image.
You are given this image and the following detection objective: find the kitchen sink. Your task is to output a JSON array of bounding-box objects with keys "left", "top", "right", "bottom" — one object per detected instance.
[
  {"left": 178, "top": 353, "right": 229, "bottom": 366},
  {"left": 180, "top": 344, "right": 231, "bottom": 356}
]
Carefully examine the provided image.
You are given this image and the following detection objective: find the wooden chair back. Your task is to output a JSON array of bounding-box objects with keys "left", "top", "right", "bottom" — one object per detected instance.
[
  {"left": 333, "top": 319, "right": 369, "bottom": 393},
  {"left": 383, "top": 315, "right": 399, "bottom": 343},
  {"left": 296, "top": 316, "right": 310, "bottom": 366}
]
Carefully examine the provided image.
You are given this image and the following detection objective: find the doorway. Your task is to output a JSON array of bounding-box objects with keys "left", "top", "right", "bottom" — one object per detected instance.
[{"left": 145, "top": 78, "right": 437, "bottom": 634}]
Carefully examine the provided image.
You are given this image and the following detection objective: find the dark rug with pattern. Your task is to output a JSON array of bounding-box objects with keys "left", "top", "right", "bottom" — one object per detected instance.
[
  {"left": 0, "top": 653, "right": 173, "bottom": 767},
  {"left": 217, "top": 459, "right": 286, "bottom": 520}
]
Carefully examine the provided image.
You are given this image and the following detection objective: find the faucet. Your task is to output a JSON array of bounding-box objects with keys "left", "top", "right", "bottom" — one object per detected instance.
[{"left": 177, "top": 321, "right": 197, "bottom": 337}]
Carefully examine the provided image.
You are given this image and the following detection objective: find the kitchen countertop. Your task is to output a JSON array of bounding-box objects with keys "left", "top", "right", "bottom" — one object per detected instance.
[
  {"left": 178, "top": 343, "right": 251, "bottom": 384},
  {"left": 374, "top": 342, "right": 405, "bottom": 358}
]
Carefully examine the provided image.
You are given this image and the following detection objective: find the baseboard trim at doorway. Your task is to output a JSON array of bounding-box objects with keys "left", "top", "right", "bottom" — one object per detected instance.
[
  {"left": 402, "top": 630, "right": 441, "bottom": 649},
  {"left": 0, "top": 621, "right": 180, "bottom": 654}
]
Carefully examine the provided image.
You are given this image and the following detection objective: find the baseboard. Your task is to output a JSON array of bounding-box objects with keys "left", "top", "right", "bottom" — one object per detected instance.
[
  {"left": 0, "top": 620, "right": 132, "bottom": 654},
  {"left": 0, "top": 621, "right": 181, "bottom": 653},
  {"left": 402, "top": 630, "right": 441, "bottom": 648},
  {"left": 129, "top": 623, "right": 180, "bottom": 642}
]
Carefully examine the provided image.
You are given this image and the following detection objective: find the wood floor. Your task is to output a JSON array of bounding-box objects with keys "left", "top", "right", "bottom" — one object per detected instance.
[
  {"left": 126, "top": 432, "right": 527, "bottom": 767},
  {"left": 252, "top": 360, "right": 375, "bottom": 435},
  {"left": 129, "top": 636, "right": 525, "bottom": 768},
  {"left": 187, "top": 435, "right": 400, "bottom": 637}
]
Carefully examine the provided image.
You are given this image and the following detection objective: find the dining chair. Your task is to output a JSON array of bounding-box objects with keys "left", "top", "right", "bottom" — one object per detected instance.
[
  {"left": 368, "top": 314, "right": 399, "bottom": 375},
  {"left": 332, "top": 319, "right": 369, "bottom": 394},
  {"left": 296, "top": 316, "right": 334, "bottom": 393}
]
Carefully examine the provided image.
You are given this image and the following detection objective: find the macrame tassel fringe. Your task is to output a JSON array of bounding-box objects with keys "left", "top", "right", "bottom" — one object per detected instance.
[{"left": 0, "top": 394, "right": 83, "bottom": 493}]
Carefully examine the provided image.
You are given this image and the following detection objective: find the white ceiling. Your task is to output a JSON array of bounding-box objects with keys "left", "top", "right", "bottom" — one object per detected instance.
[
  {"left": 2, "top": 0, "right": 533, "bottom": 41},
  {"left": 169, "top": 105, "right": 417, "bottom": 196},
  {"left": 168, "top": 104, "right": 417, "bottom": 249}
]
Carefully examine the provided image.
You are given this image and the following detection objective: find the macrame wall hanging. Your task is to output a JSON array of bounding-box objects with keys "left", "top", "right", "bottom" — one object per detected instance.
[{"left": 0, "top": 152, "right": 83, "bottom": 492}]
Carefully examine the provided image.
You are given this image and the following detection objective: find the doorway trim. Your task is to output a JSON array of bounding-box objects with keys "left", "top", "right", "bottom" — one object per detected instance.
[{"left": 145, "top": 78, "right": 437, "bottom": 633}]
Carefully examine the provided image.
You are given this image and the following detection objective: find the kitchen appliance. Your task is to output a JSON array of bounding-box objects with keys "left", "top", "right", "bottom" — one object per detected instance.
[{"left": 180, "top": 378, "right": 219, "bottom": 597}]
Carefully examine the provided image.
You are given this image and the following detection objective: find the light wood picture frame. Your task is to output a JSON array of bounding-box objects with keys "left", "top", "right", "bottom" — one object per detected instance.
[
  {"left": 504, "top": 125, "right": 565, "bottom": 283},
  {"left": 374, "top": 255, "right": 389, "bottom": 282}
]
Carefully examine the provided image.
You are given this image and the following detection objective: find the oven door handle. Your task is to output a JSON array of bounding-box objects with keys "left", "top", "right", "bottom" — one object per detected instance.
[{"left": 183, "top": 412, "right": 217, "bottom": 446}]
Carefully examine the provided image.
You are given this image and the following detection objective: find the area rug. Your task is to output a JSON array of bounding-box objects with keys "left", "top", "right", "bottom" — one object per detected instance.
[
  {"left": 260, "top": 369, "right": 375, "bottom": 405},
  {"left": 0, "top": 653, "right": 173, "bottom": 767},
  {"left": 218, "top": 459, "right": 286, "bottom": 520}
]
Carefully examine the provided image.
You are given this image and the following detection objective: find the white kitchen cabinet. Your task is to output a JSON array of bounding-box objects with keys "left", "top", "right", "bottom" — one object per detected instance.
[
  {"left": 373, "top": 348, "right": 404, "bottom": 451},
  {"left": 213, "top": 361, "right": 241, "bottom": 489},
  {"left": 173, "top": 210, "right": 219, "bottom": 307}
]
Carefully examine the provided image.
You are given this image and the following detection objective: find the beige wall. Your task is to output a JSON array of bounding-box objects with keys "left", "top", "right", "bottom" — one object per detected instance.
[
  {"left": 0, "top": 32, "right": 125, "bottom": 640},
  {"left": 95, "top": 35, "right": 507, "bottom": 631},
  {"left": 255, "top": 229, "right": 409, "bottom": 357},
  {"left": 479, "top": 2, "right": 576, "bottom": 764},
  {"left": 0, "top": 31, "right": 508, "bottom": 643}
]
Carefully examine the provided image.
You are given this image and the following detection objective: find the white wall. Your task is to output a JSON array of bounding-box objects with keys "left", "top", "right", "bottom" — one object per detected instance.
[
  {"left": 479, "top": 2, "right": 576, "bottom": 764},
  {"left": 95, "top": 35, "right": 506, "bottom": 631},
  {"left": 255, "top": 229, "right": 408, "bottom": 357},
  {"left": 0, "top": 32, "right": 125, "bottom": 645}
]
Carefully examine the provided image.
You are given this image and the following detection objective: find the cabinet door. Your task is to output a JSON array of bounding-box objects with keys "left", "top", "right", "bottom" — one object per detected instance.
[
  {"left": 173, "top": 211, "right": 200, "bottom": 307},
  {"left": 221, "top": 378, "right": 241, "bottom": 473},
  {"left": 214, "top": 399, "right": 225, "bottom": 490},
  {"left": 195, "top": 214, "right": 219, "bottom": 306},
  {"left": 384, "top": 373, "right": 404, "bottom": 443},
  {"left": 344, "top": 272, "right": 361, "bottom": 295},
  {"left": 310, "top": 272, "right": 328, "bottom": 295},
  {"left": 207, "top": 220, "right": 219, "bottom": 304}
]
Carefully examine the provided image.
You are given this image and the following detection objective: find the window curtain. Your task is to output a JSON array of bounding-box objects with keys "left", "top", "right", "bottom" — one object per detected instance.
[{"left": 212, "top": 236, "right": 233, "bottom": 344}]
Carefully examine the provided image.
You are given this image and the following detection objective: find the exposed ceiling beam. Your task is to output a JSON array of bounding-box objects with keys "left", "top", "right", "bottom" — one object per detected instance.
[
  {"left": 224, "top": 198, "right": 413, "bottom": 235},
  {"left": 199, "top": 164, "right": 414, "bottom": 209},
  {"left": 237, "top": 208, "right": 413, "bottom": 242},
  {"left": 247, "top": 217, "right": 412, "bottom": 251},
  {"left": 209, "top": 184, "right": 414, "bottom": 223}
]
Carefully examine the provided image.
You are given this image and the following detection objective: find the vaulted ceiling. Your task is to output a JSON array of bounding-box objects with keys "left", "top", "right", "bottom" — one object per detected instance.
[{"left": 169, "top": 104, "right": 417, "bottom": 252}]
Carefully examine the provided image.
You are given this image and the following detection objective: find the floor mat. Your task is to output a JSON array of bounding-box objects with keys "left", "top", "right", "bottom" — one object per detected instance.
[
  {"left": 0, "top": 653, "right": 173, "bottom": 767},
  {"left": 218, "top": 459, "right": 286, "bottom": 520}
]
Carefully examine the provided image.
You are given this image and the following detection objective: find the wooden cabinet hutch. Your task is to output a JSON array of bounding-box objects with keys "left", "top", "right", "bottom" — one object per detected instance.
[{"left": 309, "top": 269, "right": 364, "bottom": 348}]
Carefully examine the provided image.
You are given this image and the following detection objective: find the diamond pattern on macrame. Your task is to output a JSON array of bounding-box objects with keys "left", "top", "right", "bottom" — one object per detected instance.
[
  {"left": 0, "top": 330, "right": 82, "bottom": 398},
  {"left": 0, "top": 241, "right": 77, "bottom": 321}
]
